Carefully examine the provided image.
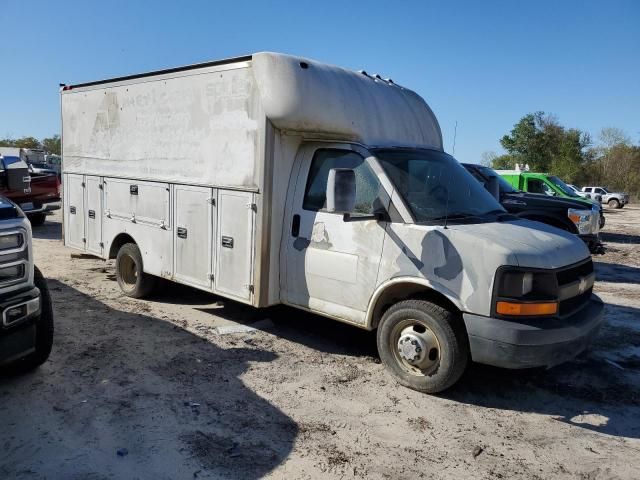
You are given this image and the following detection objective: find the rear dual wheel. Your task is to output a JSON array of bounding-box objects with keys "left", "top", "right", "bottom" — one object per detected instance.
[
  {"left": 116, "top": 243, "right": 156, "bottom": 298},
  {"left": 377, "top": 299, "right": 468, "bottom": 393}
]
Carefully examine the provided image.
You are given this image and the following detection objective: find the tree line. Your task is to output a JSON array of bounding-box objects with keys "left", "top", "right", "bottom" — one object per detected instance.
[
  {"left": 0, "top": 135, "right": 61, "bottom": 155},
  {"left": 482, "top": 112, "right": 640, "bottom": 200}
]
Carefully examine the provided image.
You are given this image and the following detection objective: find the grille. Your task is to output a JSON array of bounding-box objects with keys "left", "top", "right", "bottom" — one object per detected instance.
[
  {"left": 556, "top": 259, "right": 593, "bottom": 286},
  {"left": 0, "top": 230, "right": 29, "bottom": 289},
  {"left": 557, "top": 259, "right": 594, "bottom": 317}
]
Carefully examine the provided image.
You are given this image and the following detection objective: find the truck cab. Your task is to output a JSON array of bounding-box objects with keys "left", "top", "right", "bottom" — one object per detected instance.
[
  {"left": 0, "top": 195, "right": 54, "bottom": 371},
  {"left": 0, "top": 147, "right": 61, "bottom": 226},
  {"left": 582, "top": 186, "right": 629, "bottom": 209}
]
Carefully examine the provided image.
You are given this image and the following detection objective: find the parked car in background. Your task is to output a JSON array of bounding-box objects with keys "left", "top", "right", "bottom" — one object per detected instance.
[
  {"left": 464, "top": 164, "right": 604, "bottom": 254},
  {"left": 497, "top": 170, "right": 605, "bottom": 229},
  {"left": 581, "top": 186, "right": 629, "bottom": 209},
  {"left": 0, "top": 195, "right": 54, "bottom": 372},
  {"left": 0, "top": 148, "right": 61, "bottom": 226},
  {"left": 567, "top": 184, "right": 602, "bottom": 203}
]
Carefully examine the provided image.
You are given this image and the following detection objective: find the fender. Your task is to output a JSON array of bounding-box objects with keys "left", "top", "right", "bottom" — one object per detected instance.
[
  {"left": 365, "top": 276, "right": 463, "bottom": 329},
  {"left": 517, "top": 210, "right": 577, "bottom": 233}
]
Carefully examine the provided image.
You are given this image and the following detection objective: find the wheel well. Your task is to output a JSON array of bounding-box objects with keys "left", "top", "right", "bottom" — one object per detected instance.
[
  {"left": 108, "top": 233, "right": 136, "bottom": 259},
  {"left": 369, "top": 282, "right": 460, "bottom": 329}
]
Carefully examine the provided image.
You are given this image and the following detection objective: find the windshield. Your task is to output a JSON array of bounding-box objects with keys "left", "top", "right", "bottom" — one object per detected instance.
[
  {"left": 374, "top": 149, "right": 505, "bottom": 222},
  {"left": 549, "top": 176, "right": 579, "bottom": 197},
  {"left": 475, "top": 165, "right": 517, "bottom": 193}
]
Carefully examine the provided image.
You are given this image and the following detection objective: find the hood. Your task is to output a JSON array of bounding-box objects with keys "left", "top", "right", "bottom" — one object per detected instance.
[
  {"left": 445, "top": 219, "right": 590, "bottom": 269},
  {"left": 504, "top": 191, "right": 596, "bottom": 210}
]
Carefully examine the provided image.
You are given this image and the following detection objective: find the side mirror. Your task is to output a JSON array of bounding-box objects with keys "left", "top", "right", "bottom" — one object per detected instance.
[
  {"left": 487, "top": 176, "right": 500, "bottom": 201},
  {"left": 326, "top": 168, "right": 356, "bottom": 213}
]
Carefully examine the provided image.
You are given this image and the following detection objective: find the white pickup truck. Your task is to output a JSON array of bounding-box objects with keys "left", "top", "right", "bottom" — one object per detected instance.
[
  {"left": 60, "top": 52, "right": 604, "bottom": 393},
  {"left": 581, "top": 187, "right": 629, "bottom": 209}
]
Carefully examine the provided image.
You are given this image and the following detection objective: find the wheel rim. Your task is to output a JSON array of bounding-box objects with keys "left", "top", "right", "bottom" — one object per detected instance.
[
  {"left": 389, "top": 319, "right": 441, "bottom": 376},
  {"left": 118, "top": 254, "right": 138, "bottom": 288}
]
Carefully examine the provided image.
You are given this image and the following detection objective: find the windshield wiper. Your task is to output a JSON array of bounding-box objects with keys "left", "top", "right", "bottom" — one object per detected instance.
[{"left": 431, "top": 213, "right": 478, "bottom": 221}]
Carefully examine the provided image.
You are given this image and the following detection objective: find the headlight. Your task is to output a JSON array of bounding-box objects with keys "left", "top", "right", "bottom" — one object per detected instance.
[
  {"left": 568, "top": 208, "right": 596, "bottom": 235},
  {"left": 494, "top": 268, "right": 558, "bottom": 317},
  {"left": 0, "top": 264, "right": 26, "bottom": 284},
  {"left": 0, "top": 233, "right": 23, "bottom": 250}
]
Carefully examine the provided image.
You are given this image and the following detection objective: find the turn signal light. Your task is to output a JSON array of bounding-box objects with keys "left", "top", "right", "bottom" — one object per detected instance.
[{"left": 496, "top": 301, "right": 558, "bottom": 316}]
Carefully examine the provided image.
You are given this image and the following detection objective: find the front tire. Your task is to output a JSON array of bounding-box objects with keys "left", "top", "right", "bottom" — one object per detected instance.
[
  {"left": 608, "top": 199, "right": 620, "bottom": 209},
  {"left": 28, "top": 213, "right": 47, "bottom": 227},
  {"left": 377, "top": 299, "right": 468, "bottom": 393},
  {"left": 116, "top": 243, "right": 156, "bottom": 298},
  {"left": 4, "top": 267, "right": 54, "bottom": 373}
]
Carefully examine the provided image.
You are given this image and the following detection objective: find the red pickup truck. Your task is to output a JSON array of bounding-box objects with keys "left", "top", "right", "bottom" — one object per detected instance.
[{"left": 0, "top": 148, "right": 61, "bottom": 226}]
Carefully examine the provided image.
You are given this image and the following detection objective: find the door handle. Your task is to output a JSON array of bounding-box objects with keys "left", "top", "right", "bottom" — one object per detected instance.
[
  {"left": 221, "top": 236, "right": 234, "bottom": 248},
  {"left": 88, "top": 210, "right": 96, "bottom": 219},
  {"left": 177, "top": 227, "right": 188, "bottom": 239},
  {"left": 291, "top": 214, "right": 300, "bottom": 237},
  {"left": 69, "top": 206, "right": 76, "bottom": 215}
]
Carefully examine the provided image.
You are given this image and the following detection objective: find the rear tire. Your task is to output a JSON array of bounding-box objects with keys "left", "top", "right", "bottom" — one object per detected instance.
[
  {"left": 28, "top": 213, "right": 47, "bottom": 227},
  {"left": 116, "top": 243, "right": 156, "bottom": 298},
  {"left": 377, "top": 299, "right": 468, "bottom": 393},
  {"left": 608, "top": 199, "right": 620, "bottom": 209}
]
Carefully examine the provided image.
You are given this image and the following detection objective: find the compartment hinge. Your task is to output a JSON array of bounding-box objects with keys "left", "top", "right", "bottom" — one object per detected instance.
[
  {"left": 208, "top": 273, "right": 215, "bottom": 280},
  {"left": 207, "top": 198, "right": 216, "bottom": 205},
  {"left": 244, "top": 284, "right": 254, "bottom": 293},
  {"left": 246, "top": 203, "right": 257, "bottom": 212}
]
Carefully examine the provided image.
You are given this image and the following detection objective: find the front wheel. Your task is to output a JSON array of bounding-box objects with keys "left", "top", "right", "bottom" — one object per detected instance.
[
  {"left": 608, "top": 199, "right": 620, "bottom": 209},
  {"left": 4, "top": 267, "right": 54, "bottom": 373},
  {"left": 377, "top": 299, "right": 469, "bottom": 393},
  {"left": 28, "top": 213, "right": 47, "bottom": 227},
  {"left": 116, "top": 243, "right": 156, "bottom": 298}
]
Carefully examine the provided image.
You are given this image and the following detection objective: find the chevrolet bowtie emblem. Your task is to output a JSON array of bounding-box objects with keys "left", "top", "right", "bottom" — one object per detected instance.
[{"left": 578, "top": 276, "right": 588, "bottom": 294}]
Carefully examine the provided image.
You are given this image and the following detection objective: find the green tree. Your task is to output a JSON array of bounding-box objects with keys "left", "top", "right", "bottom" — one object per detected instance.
[
  {"left": 42, "top": 135, "right": 61, "bottom": 155},
  {"left": 497, "top": 112, "right": 589, "bottom": 183},
  {"left": 10, "top": 136, "right": 41, "bottom": 149}
]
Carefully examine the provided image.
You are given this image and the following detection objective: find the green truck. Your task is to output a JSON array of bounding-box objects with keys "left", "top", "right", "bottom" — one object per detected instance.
[{"left": 496, "top": 170, "right": 605, "bottom": 229}]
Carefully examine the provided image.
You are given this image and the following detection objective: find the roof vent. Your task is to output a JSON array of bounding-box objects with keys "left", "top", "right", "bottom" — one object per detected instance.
[
  {"left": 385, "top": 78, "right": 394, "bottom": 84},
  {"left": 299, "top": 61, "right": 309, "bottom": 69},
  {"left": 373, "top": 74, "right": 382, "bottom": 80},
  {"left": 359, "top": 70, "right": 369, "bottom": 77}
]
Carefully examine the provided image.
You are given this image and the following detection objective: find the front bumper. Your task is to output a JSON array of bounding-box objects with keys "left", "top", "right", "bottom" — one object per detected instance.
[
  {"left": 0, "top": 286, "right": 41, "bottom": 366},
  {"left": 464, "top": 295, "right": 605, "bottom": 369},
  {"left": 579, "top": 233, "right": 605, "bottom": 255}
]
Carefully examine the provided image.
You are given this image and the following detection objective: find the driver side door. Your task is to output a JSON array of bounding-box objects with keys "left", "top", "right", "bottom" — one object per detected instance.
[{"left": 283, "top": 143, "right": 389, "bottom": 325}]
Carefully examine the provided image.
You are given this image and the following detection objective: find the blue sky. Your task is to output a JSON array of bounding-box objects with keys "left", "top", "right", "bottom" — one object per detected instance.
[{"left": 0, "top": 0, "right": 638, "bottom": 162}]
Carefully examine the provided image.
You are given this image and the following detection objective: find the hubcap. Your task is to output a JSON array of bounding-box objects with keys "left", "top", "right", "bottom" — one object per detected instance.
[
  {"left": 119, "top": 255, "right": 138, "bottom": 287},
  {"left": 392, "top": 321, "right": 441, "bottom": 376}
]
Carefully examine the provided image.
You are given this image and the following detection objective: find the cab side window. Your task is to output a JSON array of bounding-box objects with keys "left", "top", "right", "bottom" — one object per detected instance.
[
  {"left": 595, "top": 188, "right": 604, "bottom": 194},
  {"left": 303, "top": 149, "right": 382, "bottom": 214},
  {"left": 527, "top": 179, "right": 545, "bottom": 194}
]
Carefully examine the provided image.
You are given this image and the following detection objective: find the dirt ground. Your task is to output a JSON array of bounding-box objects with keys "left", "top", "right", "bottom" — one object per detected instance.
[{"left": 1, "top": 205, "right": 639, "bottom": 479}]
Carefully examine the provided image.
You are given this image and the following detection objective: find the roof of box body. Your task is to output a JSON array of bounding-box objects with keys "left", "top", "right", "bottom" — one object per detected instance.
[{"left": 63, "top": 52, "right": 443, "bottom": 150}]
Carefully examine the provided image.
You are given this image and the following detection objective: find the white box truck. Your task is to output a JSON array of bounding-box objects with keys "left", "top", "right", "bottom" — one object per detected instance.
[{"left": 61, "top": 53, "right": 604, "bottom": 392}]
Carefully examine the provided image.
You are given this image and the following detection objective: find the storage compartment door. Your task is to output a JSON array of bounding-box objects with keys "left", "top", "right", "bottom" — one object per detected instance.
[
  {"left": 85, "top": 176, "right": 103, "bottom": 256},
  {"left": 174, "top": 185, "right": 214, "bottom": 290},
  {"left": 64, "top": 173, "right": 85, "bottom": 250},
  {"left": 215, "top": 190, "right": 255, "bottom": 302}
]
